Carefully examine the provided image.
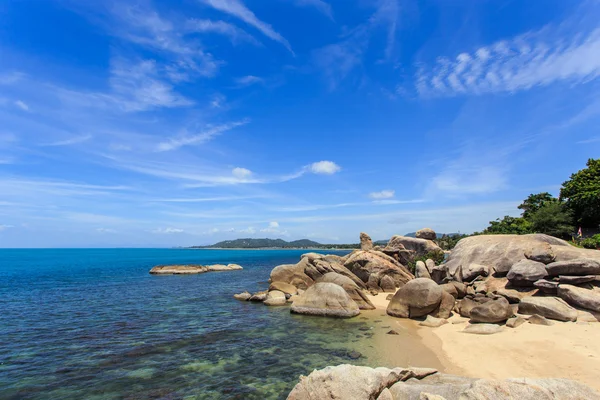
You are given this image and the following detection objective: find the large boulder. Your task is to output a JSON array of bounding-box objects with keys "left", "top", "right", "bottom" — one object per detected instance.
[
  {"left": 269, "top": 281, "right": 298, "bottom": 295},
  {"left": 316, "top": 272, "right": 375, "bottom": 310},
  {"left": 263, "top": 290, "right": 287, "bottom": 306},
  {"left": 270, "top": 260, "right": 314, "bottom": 289},
  {"left": 304, "top": 258, "right": 366, "bottom": 288},
  {"left": 443, "top": 234, "right": 600, "bottom": 279},
  {"left": 469, "top": 297, "right": 513, "bottom": 323},
  {"left": 360, "top": 232, "right": 374, "bottom": 251},
  {"left": 557, "top": 284, "right": 600, "bottom": 312},
  {"left": 432, "top": 290, "right": 455, "bottom": 319},
  {"left": 518, "top": 297, "right": 578, "bottom": 322},
  {"left": 507, "top": 259, "right": 548, "bottom": 286},
  {"left": 460, "top": 263, "right": 490, "bottom": 282},
  {"left": 288, "top": 365, "right": 600, "bottom": 400},
  {"left": 343, "top": 250, "right": 413, "bottom": 291},
  {"left": 384, "top": 235, "right": 443, "bottom": 258},
  {"left": 290, "top": 282, "right": 360, "bottom": 318},
  {"left": 387, "top": 278, "right": 443, "bottom": 318},
  {"left": 456, "top": 297, "right": 491, "bottom": 318},
  {"left": 546, "top": 259, "right": 600, "bottom": 277},
  {"left": 416, "top": 228, "right": 437, "bottom": 240}
]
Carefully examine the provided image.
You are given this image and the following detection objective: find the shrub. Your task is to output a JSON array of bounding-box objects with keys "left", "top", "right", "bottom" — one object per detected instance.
[{"left": 580, "top": 234, "right": 600, "bottom": 249}]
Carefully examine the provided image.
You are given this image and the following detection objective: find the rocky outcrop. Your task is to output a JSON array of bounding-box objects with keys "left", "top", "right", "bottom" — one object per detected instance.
[
  {"left": 469, "top": 297, "right": 513, "bottom": 323},
  {"left": 558, "top": 284, "right": 600, "bottom": 312},
  {"left": 442, "top": 234, "right": 600, "bottom": 279},
  {"left": 269, "top": 281, "right": 298, "bottom": 295},
  {"left": 387, "top": 278, "right": 443, "bottom": 318},
  {"left": 507, "top": 259, "right": 548, "bottom": 286},
  {"left": 270, "top": 260, "right": 314, "bottom": 289},
  {"left": 343, "top": 250, "right": 413, "bottom": 292},
  {"left": 290, "top": 282, "right": 360, "bottom": 318},
  {"left": 287, "top": 364, "right": 600, "bottom": 399},
  {"left": 149, "top": 264, "right": 243, "bottom": 274},
  {"left": 416, "top": 228, "right": 437, "bottom": 240},
  {"left": 360, "top": 232, "right": 374, "bottom": 251},
  {"left": 518, "top": 297, "right": 577, "bottom": 322},
  {"left": 264, "top": 290, "right": 287, "bottom": 306},
  {"left": 317, "top": 272, "right": 375, "bottom": 310}
]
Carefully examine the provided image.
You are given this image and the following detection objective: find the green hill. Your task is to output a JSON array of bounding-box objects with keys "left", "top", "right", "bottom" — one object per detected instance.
[{"left": 193, "top": 238, "right": 325, "bottom": 249}]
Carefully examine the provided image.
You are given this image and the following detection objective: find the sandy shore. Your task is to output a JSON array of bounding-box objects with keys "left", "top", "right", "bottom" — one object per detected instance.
[{"left": 366, "top": 292, "right": 600, "bottom": 391}]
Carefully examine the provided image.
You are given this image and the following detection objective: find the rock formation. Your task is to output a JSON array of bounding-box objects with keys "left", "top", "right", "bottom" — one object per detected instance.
[
  {"left": 287, "top": 364, "right": 600, "bottom": 399},
  {"left": 386, "top": 278, "right": 445, "bottom": 318},
  {"left": 290, "top": 282, "right": 360, "bottom": 318},
  {"left": 149, "top": 264, "right": 243, "bottom": 274}
]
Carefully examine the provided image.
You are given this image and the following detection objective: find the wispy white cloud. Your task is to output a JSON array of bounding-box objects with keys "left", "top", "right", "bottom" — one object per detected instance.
[
  {"left": 260, "top": 220, "right": 288, "bottom": 235},
  {"left": 0, "top": 224, "right": 14, "bottom": 231},
  {"left": 232, "top": 167, "right": 253, "bottom": 179},
  {"left": 235, "top": 75, "right": 264, "bottom": 86},
  {"left": 156, "top": 119, "right": 249, "bottom": 151},
  {"left": 200, "top": 0, "right": 294, "bottom": 53},
  {"left": 40, "top": 134, "right": 92, "bottom": 147},
  {"left": 369, "top": 189, "right": 395, "bottom": 199},
  {"left": 151, "top": 227, "right": 185, "bottom": 234},
  {"left": 416, "top": 26, "right": 600, "bottom": 97},
  {"left": 238, "top": 226, "right": 256, "bottom": 234},
  {"left": 186, "top": 18, "right": 259, "bottom": 45},
  {"left": 307, "top": 160, "right": 341, "bottom": 174},
  {"left": 576, "top": 136, "right": 600, "bottom": 144},
  {"left": 14, "top": 100, "right": 30, "bottom": 111},
  {"left": 0, "top": 72, "right": 25, "bottom": 85},
  {"left": 292, "top": 0, "right": 334, "bottom": 20}
]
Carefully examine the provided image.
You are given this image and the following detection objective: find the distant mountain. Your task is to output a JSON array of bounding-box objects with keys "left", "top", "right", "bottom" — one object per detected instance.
[
  {"left": 192, "top": 238, "right": 327, "bottom": 249},
  {"left": 404, "top": 232, "right": 460, "bottom": 238}
]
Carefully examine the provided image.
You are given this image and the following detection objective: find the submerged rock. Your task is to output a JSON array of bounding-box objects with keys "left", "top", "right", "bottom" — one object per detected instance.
[
  {"left": 290, "top": 282, "right": 360, "bottom": 318},
  {"left": 149, "top": 264, "right": 243, "bottom": 275},
  {"left": 233, "top": 291, "right": 252, "bottom": 301}
]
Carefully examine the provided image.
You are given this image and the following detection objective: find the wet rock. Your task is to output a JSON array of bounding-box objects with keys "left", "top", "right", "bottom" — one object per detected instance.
[
  {"left": 469, "top": 297, "right": 513, "bottom": 323},
  {"left": 233, "top": 291, "right": 252, "bottom": 301},
  {"left": 347, "top": 351, "right": 362, "bottom": 360},
  {"left": 249, "top": 290, "right": 268, "bottom": 302},
  {"left": 290, "top": 282, "right": 360, "bottom": 318},
  {"left": 507, "top": 259, "right": 548, "bottom": 286},
  {"left": 387, "top": 278, "right": 443, "bottom": 318},
  {"left": 518, "top": 296, "right": 577, "bottom": 322}
]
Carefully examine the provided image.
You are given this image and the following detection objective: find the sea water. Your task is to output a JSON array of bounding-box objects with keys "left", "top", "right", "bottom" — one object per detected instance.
[{"left": 0, "top": 248, "right": 412, "bottom": 399}]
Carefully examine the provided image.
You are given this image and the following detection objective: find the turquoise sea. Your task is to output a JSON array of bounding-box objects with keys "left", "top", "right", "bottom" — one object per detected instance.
[{"left": 0, "top": 248, "right": 429, "bottom": 399}]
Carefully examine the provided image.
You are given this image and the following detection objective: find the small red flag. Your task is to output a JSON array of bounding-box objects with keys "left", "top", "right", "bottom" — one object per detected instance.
[{"left": 577, "top": 227, "right": 583, "bottom": 237}]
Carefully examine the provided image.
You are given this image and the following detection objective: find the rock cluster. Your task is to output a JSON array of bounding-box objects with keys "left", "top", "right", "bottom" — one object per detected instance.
[
  {"left": 235, "top": 231, "right": 443, "bottom": 318},
  {"left": 149, "top": 264, "right": 243, "bottom": 274},
  {"left": 287, "top": 364, "right": 600, "bottom": 399}
]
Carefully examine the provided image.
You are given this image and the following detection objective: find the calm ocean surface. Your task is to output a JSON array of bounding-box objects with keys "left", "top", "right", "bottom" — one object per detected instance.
[{"left": 0, "top": 248, "right": 395, "bottom": 399}]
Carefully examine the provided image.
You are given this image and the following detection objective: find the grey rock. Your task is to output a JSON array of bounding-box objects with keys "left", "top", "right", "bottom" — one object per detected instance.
[
  {"left": 546, "top": 258, "right": 600, "bottom": 277},
  {"left": 461, "top": 263, "right": 490, "bottom": 282},
  {"left": 528, "top": 314, "right": 553, "bottom": 326},
  {"left": 387, "top": 329, "right": 400, "bottom": 335},
  {"left": 456, "top": 297, "right": 490, "bottom": 318},
  {"left": 416, "top": 261, "right": 432, "bottom": 279},
  {"left": 385, "top": 235, "right": 443, "bottom": 258},
  {"left": 432, "top": 290, "right": 455, "bottom": 319},
  {"left": 507, "top": 259, "right": 548, "bottom": 286},
  {"left": 506, "top": 316, "right": 526, "bottom": 328},
  {"left": 463, "top": 323, "right": 503, "bottom": 335},
  {"left": 558, "top": 284, "right": 600, "bottom": 312},
  {"left": 518, "top": 296, "right": 577, "bottom": 322},
  {"left": 344, "top": 250, "right": 414, "bottom": 290},
  {"left": 534, "top": 279, "right": 559, "bottom": 294},
  {"left": 317, "top": 272, "right": 375, "bottom": 310},
  {"left": 431, "top": 265, "right": 449, "bottom": 284},
  {"left": 419, "top": 315, "right": 449, "bottom": 328},
  {"left": 495, "top": 288, "right": 536, "bottom": 303},
  {"left": 469, "top": 297, "right": 513, "bottom": 323},
  {"left": 290, "top": 282, "right": 360, "bottom": 318},
  {"left": 440, "top": 283, "right": 459, "bottom": 299},
  {"left": 416, "top": 228, "right": 437, "bottom": 240},
  {"left": 525, "top": 242, "right": 556, "bottom": 264},
  {"left": 387, "top": 278, "right": 443, "bottom": 318},
  {"left": 425, "top": 259, "right": 436, "bottom": 273},
  {"left": 558, "top": 275, "right": 597, "bottom": 284}
]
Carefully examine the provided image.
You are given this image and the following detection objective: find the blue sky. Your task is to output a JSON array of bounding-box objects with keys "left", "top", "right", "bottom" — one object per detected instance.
[{"left": 1, "top": 0, "right": 599, "bottom": 247}]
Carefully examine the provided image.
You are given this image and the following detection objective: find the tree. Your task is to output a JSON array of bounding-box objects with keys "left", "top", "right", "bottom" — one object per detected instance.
[
  {"left": 560, "top": 158, "right": 600, "bottom": 228},
  {"left": 518, "top": 192, "right": 557, "bottom": 219},
  {"left": 528, "top": 202, "right": 574, "bottom": 239},
  {"left": 483, "top": 216, "right": 533, "bottom": 235}
]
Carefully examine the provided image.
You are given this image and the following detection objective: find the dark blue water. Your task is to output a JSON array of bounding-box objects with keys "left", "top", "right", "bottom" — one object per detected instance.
[{"left": 0, "top": 248, "right": 394, "bottom": 399}]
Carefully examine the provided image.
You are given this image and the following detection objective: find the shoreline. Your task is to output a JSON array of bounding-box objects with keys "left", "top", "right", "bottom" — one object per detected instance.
[
  {"left": 183, "top": 247, "right": 355, "bottom": 251},
  {"left": 366, "top": 292, "right": 600, "bottom": 391}
]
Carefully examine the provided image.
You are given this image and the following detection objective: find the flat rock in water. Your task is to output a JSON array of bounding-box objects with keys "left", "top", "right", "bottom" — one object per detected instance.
[
  {"left": 249, "top": 290, "right": 268, "bottom": 302},
  {"left": 233, "top": 291, "right": 252, "bottom": 301},
  {"left": 463, "top": 324, "right": 503, "bottom": 335},
  {"left": 149, "top": 264, "right": 243, "bottom": 275}
]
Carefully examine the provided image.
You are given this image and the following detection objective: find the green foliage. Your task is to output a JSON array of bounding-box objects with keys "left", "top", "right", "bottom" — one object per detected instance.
[
  {"left": 435, "top": 234, "right": 471, "bottom": 250},
  {"left": 560, "top": 158, "right": 600, "bottom": 227},
  {"left": 527, "top": 201, "right": 574, "bottom": 239},
  {"left": 580, "top": 234, "right": 600, "bottom": 249},
  {"left": 518, "top": 192, "right": 558, "bottom": 219},
  {"left": 482, "top": 216, "right": 533, "bottom": 235},
  {"left": 407, "top": 250, "right": 445, "bottom": 274}
]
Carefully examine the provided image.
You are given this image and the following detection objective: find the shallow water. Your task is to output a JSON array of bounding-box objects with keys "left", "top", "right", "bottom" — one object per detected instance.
[{"left": 0, "top": 248, "right": 436, "bottom": 399}]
